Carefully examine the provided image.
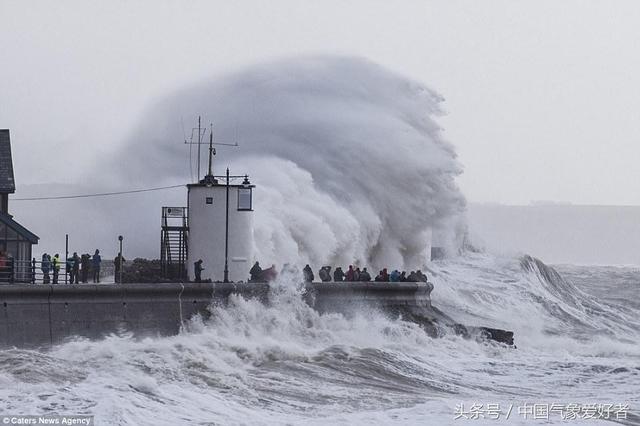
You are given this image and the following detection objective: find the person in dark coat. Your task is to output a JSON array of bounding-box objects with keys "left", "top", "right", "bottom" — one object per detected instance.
[
  {"left": 317, "top": 266, "right": 326, "bottom": 282},
  {"left": 354, "top": 267, "right": 361, "bottom": 281},
  {"left": 250, "top": 261, "right": 263, "bottom": 282},
  {"left": 318, "top": 266, "right": 332, "bottom": 282},
  {"left": 66, "top": 255, "right": 74, "bottom": 283},
  {"left": 68, "top": 252, "right": 80, "bottom": 284},
  {"left": 360, "top": 267, "right": 371, "bottom": 282},
  {"left": 194, "top": 259, "right": 204, "bottom": 283},
  {"left": 325, "top": 266, "right": 333, "bottom": 282},
  {"left": 41, "top": 253, "right": 50, "bottom": 284},
  {"left": 114, "top": 252, "right": 126, "bottom": 283},
  {"left": 91, "top": 250, "right": 101, "bottom": 283},
  {"left": 333, "top": 267, "right": 345, "bottom": 282},
  {"left": 80, "top": 254, "right": 90, "bottom": 283},
  {"left": 345, "top": 265, "right": 355, "bottom": 282},
  {"left": 399, "top": 271, "right": 407, "bottom": 282},
  {"left": 415, "top": 270, "right": 429, "bottom": 283},
  {"left": 72, "top": 252, "right": 81, "bottom": 284},
  {"left": 407, "top": 271, "right": 419, "bottom": 282},
  {"left": 381, "top": 268, "right": 389, "bottom": 282},
  {"left": 303, "top": 264, "right": 314, "bottom": 282}
]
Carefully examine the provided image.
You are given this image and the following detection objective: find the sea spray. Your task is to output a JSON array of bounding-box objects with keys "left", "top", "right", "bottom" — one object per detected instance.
[{"left": 101, "top": 56, "right": 466, "bottom": 268}]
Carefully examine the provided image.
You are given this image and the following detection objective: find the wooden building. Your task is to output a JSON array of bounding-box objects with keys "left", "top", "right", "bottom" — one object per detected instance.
[{"left": 0, "top": 129, "right": 39, "bottom": 282}]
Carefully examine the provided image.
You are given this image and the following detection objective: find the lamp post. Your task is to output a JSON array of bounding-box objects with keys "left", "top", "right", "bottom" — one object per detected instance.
[
  {"left": 118, "top": 235, "right": 123, "bottom": 284},
  {"left": 223, "top": 168, "right": 230, "bottom": 283},
  {"left": 64, "top": 234, "right": 68, "bottom": 284}
]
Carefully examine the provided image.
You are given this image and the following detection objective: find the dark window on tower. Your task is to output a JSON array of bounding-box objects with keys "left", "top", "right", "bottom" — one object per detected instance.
[
  {"left": 237, "top": 188, "right": 252, "bottom": 211},
  {"left": 206, "top": 197, "right": 213, "bottom": 205}
]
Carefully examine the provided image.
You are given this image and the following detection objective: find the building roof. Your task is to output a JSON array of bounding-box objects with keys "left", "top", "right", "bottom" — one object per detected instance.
[
  {"left": 0, "top": 130, "right": 16, "bottom": 194},
  {"left": 187, "top": 182, "right": 256, "bottom": 189},
  {"left": 0, "top": 212, "right": 39, "bottom": 244}
]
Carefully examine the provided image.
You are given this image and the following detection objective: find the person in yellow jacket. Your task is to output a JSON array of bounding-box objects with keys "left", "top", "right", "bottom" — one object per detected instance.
[{"left": 52, "top": 253, "right": 61, "bottom": 284}]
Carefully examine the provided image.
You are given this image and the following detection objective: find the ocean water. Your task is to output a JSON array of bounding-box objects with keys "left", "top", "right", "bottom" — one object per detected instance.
[{"left": 0, "top": 253, "right": 638, "bottom": 425}]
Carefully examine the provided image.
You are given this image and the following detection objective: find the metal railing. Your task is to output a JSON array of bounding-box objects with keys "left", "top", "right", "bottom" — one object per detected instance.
[{"left": 0, "top": 259, "right": 117, "bottom": 285}]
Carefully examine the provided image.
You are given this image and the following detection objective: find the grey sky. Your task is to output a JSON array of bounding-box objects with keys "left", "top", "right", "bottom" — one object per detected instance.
[{"left": 1, "top": 0, "right": 639, "bottom": 205}]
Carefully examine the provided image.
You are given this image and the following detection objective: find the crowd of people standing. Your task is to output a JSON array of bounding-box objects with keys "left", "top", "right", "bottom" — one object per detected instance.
[
  {"left": 248, "top": 261, "right": 429, "bottom": 284},
  {"left": 308, "top": 265, "right": 429, "bottom": 283},
  {"left": 38, "top": 249, "right": 126, "bottom": 284}
]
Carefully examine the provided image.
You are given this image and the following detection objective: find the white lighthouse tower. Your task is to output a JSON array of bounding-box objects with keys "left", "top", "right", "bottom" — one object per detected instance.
[{"left": 185, "top": 128, "right": 255, "bottom": 283}]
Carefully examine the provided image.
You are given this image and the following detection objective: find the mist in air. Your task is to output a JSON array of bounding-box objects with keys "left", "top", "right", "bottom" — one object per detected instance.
[{"left": 17, "top": 56, "right": 466, "bottom": 269}]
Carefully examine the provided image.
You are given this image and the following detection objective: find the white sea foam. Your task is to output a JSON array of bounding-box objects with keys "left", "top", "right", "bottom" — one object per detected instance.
[{"left": 0, "top": 254, "right": 638, "bottom": 425}]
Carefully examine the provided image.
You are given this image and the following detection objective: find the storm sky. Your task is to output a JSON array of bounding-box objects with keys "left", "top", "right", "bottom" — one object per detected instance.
[{"left": 1, "top": 1, "right": 640, "bottom": 206}]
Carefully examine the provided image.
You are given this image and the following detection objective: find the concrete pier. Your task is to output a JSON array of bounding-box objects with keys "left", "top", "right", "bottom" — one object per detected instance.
[{"left": 0, "top": 282, "right": 435, "bottom": 348}]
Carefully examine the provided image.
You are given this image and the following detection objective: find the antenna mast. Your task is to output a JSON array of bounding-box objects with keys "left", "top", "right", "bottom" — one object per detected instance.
[
  {"left": 196, "top": 116, "right": 202, "bottom": 181},
  {"left": 184, "top": 119, "right": 239, "bottom": 184}
]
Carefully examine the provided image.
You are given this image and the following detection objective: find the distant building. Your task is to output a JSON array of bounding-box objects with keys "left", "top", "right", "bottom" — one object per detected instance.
[{"left": 0, "top": 129, "right": 39, "bottom": 282}]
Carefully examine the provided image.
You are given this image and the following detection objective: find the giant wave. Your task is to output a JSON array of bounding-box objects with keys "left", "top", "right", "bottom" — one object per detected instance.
[{"left": 16, "top": 56, "right": 465, "bottom": 269}]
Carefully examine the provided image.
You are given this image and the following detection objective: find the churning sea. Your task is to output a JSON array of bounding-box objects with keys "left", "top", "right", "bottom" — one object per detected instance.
[{"left": 0, "top": 253, "right": 638, "bottom": 425}]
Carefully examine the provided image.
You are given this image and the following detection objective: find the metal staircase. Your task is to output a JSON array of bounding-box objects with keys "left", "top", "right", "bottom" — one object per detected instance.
[{"left": 160, "top": 207, "right": 188, "bottom": 280}]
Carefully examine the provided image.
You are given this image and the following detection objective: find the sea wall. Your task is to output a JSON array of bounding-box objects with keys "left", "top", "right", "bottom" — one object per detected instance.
[{"left": 0, "top": 282, "right": 433, "bottom": 348}]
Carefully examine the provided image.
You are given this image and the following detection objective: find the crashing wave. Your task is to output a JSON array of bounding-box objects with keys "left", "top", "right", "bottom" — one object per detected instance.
[{"left": 111, "top": 56, "right": 466, "bottom": 270}]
